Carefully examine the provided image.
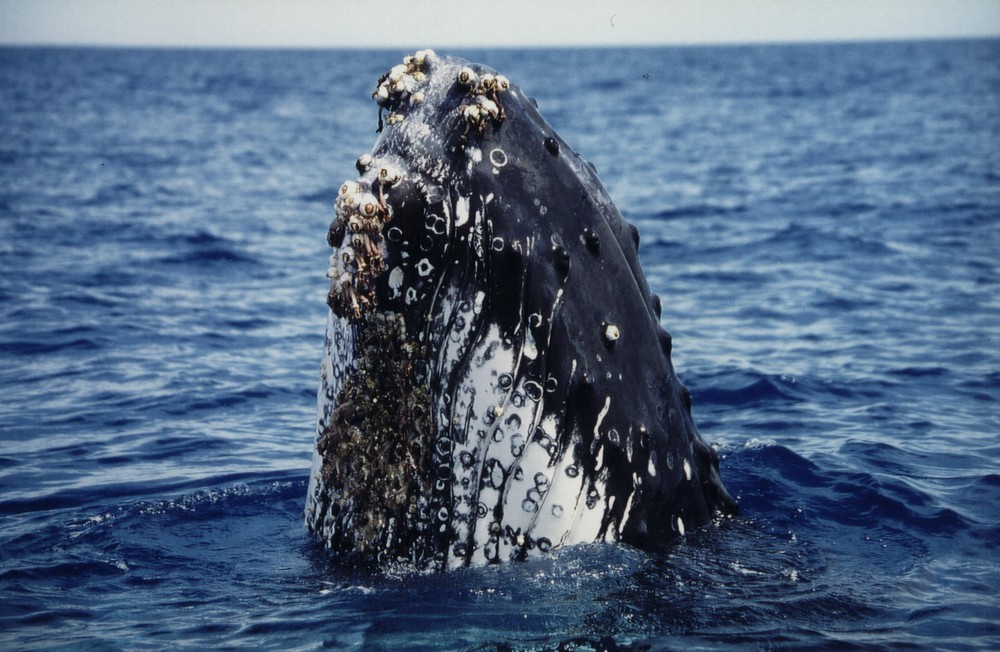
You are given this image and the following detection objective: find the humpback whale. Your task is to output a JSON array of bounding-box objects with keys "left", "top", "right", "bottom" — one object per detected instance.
[{"left": 306, "top": 50, "right": 737, "bottom": 569}]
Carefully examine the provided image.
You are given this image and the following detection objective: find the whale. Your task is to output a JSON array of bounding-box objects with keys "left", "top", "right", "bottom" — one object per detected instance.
[{"left": 305, "top": 50, "right": 738, "bottom": 570}]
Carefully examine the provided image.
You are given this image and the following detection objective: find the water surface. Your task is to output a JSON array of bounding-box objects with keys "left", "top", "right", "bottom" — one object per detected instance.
[{"left": 1, "top": 41, "right": 998, "bottom": 649}]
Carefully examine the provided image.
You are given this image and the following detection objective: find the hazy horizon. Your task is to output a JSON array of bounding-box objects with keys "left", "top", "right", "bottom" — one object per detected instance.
[{"left": 3, "top": 0, "right": 999, "bottom": 49}]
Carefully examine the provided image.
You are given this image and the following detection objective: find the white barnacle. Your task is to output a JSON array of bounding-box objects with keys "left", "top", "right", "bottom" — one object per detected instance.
[
  {"left": 604, "top": 324, "right": 621, "bottom": 342},
  {"left": 337, "top": 270, "right": 352, "bottom": 288},
  {"left": 411, "top": 90, "right": 425, "bottom": 104},
  {"left": 378, "top": 166, "right": 402, "bottom": 185},
  {"left": 358, "top": 194, "right": 379, "bottom": 218},
  {"left": 388, "top": 64, "right": 408, "bottom": 83},
  {"left": 476, "top": 96, "right": 499, "bottom": 120},
  {"left": 494, "top": 75, "right": 510, "bottom": 92},
  {"left": 413, "top": 49, "right": 435, "bottom": 65},
  {"left": 460, "top": 104, "right": 481, "bottom": 123},
  {"left": 343, "top": 191, "right": 362, "bottom": 209},
  {"left": 339, "top": 181, "right": 360, "bottom": 199},
  {"left": 356, "top": 153, "right": 373, "bottom": 171},
  {"left": 347, "top": 214, "right": 365, "bottom": 233},
  {"left": 334, "top": 265, "right": 356, "bottom": 290},
  {"left": 458, "top": 66, "right": 478, "bottom": 88},
  {"left": 479, "top": 73, "right": 496, "bottom": 92},
  {"left": 386, "top": 112, "right": 405, "bottom": 125}
]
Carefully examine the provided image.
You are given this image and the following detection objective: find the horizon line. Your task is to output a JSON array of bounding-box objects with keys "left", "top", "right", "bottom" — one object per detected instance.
[{"left": 2, "top": 33, "right": 998, "bottom": 52}]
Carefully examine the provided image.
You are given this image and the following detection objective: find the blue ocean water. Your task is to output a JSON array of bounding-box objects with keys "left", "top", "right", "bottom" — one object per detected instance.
[{"left": 1, "top": 40, "right": 998, "bottom": 649}]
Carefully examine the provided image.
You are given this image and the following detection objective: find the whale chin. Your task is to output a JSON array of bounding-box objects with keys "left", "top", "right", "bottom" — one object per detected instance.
[{"left": 305, "top": 50, "right": 737, "bottom": 570}]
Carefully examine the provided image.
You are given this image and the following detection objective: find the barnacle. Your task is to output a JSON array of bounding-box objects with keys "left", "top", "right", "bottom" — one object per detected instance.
[
  {"left": 326, "top": 175, "right": 393, "bottom": 320},
  {"left": 456, "top": 66, "right": 509, "bottom": 142},
  {"left": 372, "top": 50, "right": 436, "bottom": 132},
  {"left": 359, "top": 194, "right": 379, "bottom": 218},
  {"left": 339, "top": 181, "right": 360, "bottom": 199},
  {"left": 458, "top": 66, "right": 478, "bottom": 89},
  {"left": 356, "top": 153, "right": 373, "bottom": 173}
]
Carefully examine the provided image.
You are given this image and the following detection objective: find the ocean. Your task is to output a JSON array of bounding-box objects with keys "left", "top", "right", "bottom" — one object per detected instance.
[{"left": 1, "top": 40, "right": 998, "bottom": 650}]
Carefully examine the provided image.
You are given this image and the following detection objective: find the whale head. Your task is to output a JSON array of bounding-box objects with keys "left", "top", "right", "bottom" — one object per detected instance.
[{"left": 306, "top": 51, "right": 737, "bottom": 570}]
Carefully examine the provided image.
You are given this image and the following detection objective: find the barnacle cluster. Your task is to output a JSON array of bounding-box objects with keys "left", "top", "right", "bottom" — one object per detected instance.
[
  {"left": 456, "top": 66, "right": 510, "bottom": 137},
  {"left": 315, "top": 312, "right": 433, "bottom": 552},
  {"left": 326, "top": 181, "right": 386, "bottom": 320},
  {"left": 325, "top": 161, "right": 403, "bottom": 320},
  {"left": 372, "top": 49, "right": 436, "bottom": 132}
]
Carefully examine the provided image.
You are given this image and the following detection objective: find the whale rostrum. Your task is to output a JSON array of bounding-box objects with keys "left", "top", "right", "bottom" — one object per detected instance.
[{"left": 305, "top": 50, "right": 738, "bottom": 569}]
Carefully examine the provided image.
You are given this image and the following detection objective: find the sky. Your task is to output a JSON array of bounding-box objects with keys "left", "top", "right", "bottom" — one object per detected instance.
[{"left": 1, "top": 0, "right": 999, "bottom": 49}]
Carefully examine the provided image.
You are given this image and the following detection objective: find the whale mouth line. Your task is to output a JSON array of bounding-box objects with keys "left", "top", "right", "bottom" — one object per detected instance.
[{"left": 307, "top": 50, "right": 737, "bottom": 570}]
